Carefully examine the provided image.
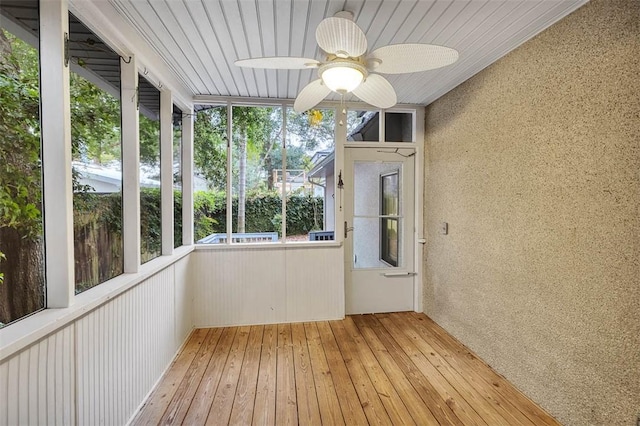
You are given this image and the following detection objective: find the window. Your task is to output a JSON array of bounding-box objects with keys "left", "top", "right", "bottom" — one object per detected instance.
[
  {"left": 347, "top": 110, "right": 379, "bottom": 141},
  {"left": 232, "top": 105, "right": 282, "bottom": 242},
  {"left": 380, "top": 171, "right": 399, "bottom": 266},
  {"left": 286, "top": 108, "right": 335, "bottom": 241},
  {"left": 347, "top": 110, "right": 414, "bottom": 143},
  {"left": 194, "top": 104, "right": 337, "bottom": 244},
  {"left": 385, "top": 112, "right": 413, "bottom": 142},
  {"left": 69, "top": 13, "right": 123, "bottom": 293},
  {"left": 173, "top": 105, "right": 183, "bottom": 248},
  {"left": 0, "top": 1, "right": 45, "bottom": 325},
  {"left": 194, "top": 106, "right": 227, "bottom": 243},
  {"left": 138, "top": 75, "right": 161, "bottom": 262}
]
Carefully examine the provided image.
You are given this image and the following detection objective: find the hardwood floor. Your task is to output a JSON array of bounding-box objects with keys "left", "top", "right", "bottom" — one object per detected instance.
[{"left": 132, "top": 312, "right": 559, "bottom": 425}]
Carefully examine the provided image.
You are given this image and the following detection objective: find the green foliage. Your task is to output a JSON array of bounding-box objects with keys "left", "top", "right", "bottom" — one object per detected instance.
[
  {"left": 69, "top": 73, "right": 121, "bottom": 165},
  {"left": 139, "top": 112, "right": 161, "bottom": 168},
  {"left": 194, "top": 107, "right": 227, "bottom": 190},
  {"left": 194, "top": 190, "right": 226, "bottom": 239},
  {"left": 193, "top": 190, "right": 323, "bottom": 241},
  {"left": 0, "top": 30, "right": 42, "bottom": 240},
  {"left": 140, "top": 187, "right": 161, "bottom": 259},
  {"left": 174, "top": 189, "right": 183, "bottom": 248}
]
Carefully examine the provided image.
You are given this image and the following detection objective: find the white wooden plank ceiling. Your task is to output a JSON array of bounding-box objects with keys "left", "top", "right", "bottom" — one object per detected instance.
[{"left": 107, "top": 0, "right": 588, "bottom": 106}]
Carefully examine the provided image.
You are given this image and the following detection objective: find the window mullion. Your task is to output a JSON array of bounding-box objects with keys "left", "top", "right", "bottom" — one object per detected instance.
[
  {"left": 226, "top": 102, "right": 233, "bottom": 243},
  {"left": 160, "top": 90, "right": 174, "bottom": 254},
  {"left": 281, "top": 105, "right": 287, "bottom": 242},
  {"left": 121, "top": 55, "right": 141, "bottom": 272},
  {"left": 40, "top": 0, "right": 74, "bottom": 307},
  {"left": 182, "top": 107, "right": 194, "bottom": 246}
]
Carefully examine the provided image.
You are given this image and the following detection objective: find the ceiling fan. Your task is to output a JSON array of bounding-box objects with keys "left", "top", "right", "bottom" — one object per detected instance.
[{"left": 235, "top": 11, "right": 459, "bottom": 113}]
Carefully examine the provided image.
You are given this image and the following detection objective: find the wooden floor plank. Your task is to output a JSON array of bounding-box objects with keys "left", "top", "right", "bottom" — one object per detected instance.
[
  {"left": 350, "top": 315, "right": 441, "bottom": 426},
  {"left": 158, "top": 328, "right": 224, "bottom": 426},
  {"left": 183, "top": 327, "right": 237, "bottom": 426},
  {"left": 252, "top": 324, "right": 277, "bottom": 426},
  {"left": 228, "top": 326, "right": 264, "bottom": 426},
  {"left": 395, "top": 313, "right": 536, "bottom": 426},
  {"left": 206, "top": 326, "right": 251, "bottom": 425},
  {"left": 276, "top": 323, "right": 298, "bottom": 425},
  {"left": 357, "top": 314, "right": 468, "bottom": 426},
  {"left": 329, "top": 319, "right": 395, "bottom": 425},
  {"left": 303, "top": 322, "right": 345, "bottom": 426},
  {"left": 341, "top": 317, "right": 417, "bottom": 425},
  {"left": 378, "top": 313, "right": 509, "bottom": 425},
  {"left": 291, "top": 323, "right": 322, "bottom": 425},
  {"left": 134, "top": 313, "right": 560, "bottom": 426},
  {"left": 132, "top": 328, "right": 208, "bottom": 425},
  {"left": 315, "top": 321, "right": 369, "bottom": 425},
  {"left": 406, "top": 312, "right": 560, "bottom": 426}
]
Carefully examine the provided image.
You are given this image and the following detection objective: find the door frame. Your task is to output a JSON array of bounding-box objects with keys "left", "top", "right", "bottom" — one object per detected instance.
[{"left": 334, "top": 107, "right": 425, "bottom": 314}]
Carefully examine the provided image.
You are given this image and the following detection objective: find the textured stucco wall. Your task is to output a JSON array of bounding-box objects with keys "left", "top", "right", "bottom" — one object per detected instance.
[{"left": 423, "top": 1, "right": 639, "bottom": 425}]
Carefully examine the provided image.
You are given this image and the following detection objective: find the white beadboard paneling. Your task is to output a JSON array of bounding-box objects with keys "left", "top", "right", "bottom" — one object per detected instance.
[
  {"left": 174, "top": 255, "right": 193, "bottom": 345},
  {"left": 285, "top": 247, "right": 344, "bottom": 322},
  {"left": 76, "top": 267, "right": 176, "bottom": 425},
  {"left": 0, "top": 253, "right": 194, "bottom": 426},
  {"left": 0, "top": 325, "right": 75, "bottom": 426},
  {"left": 193, "top": 248, "right": 286, "bottom": 326},
  {"left": 193, "top": 245, "right": 344, "bottom": 327}
]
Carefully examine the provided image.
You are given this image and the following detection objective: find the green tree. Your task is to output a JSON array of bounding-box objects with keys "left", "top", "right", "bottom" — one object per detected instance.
[
  {"left": 232, "top": 106, "right": 281, "bottom": 233},
  {"left": 0, "top": 30, "right": 45, "bottom": 324},
  {"left": 70, "top": 73, "right": 121, "bottom": 165},
  {"left": 194, "top": 107, "right": 227, "bottom": 190}
]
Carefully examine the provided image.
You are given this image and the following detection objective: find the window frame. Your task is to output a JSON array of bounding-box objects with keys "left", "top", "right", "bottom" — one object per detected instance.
[{"left": 194, "top": 101, "right": 341, "bottom": 246}]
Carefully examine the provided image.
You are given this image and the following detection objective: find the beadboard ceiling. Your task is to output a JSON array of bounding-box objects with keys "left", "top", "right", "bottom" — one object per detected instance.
[{"left": 107, "top": 0, "right": 588, "bottom": 106}]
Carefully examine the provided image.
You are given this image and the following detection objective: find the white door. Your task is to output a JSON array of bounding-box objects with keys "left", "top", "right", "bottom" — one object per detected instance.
[{"left": 344, "top": 148, "right": 415, "bottom": 314}]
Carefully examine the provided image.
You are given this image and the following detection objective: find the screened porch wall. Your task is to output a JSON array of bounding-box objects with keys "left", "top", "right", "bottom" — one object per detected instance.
[
  {"left": 0, "top": 255, "right": 193, "bottom": 425},
  {"left": 192, "top": 245, "right": 344, "bottom": 327}
]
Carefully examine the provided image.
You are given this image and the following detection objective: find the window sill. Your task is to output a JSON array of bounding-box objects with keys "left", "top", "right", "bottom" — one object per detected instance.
[
  {"left": 0, "top": 245, "right": 194, "bottom": 361},
  {"left": 194, "top": 240, "right": 343, "bottom": 250}
]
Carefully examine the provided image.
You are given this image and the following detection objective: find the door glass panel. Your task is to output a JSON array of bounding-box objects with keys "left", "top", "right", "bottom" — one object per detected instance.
[{"left": 352, "top": 161, "right": 402, "bottom": 269}]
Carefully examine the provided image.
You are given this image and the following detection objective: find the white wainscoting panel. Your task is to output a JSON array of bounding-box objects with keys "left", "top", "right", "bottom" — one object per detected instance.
[
  {"left": 76, "top": 267, "right": 176, "bottom": 425},
  {"left": 193, "top": 245, "right": 344, "bottom": 327},
  {"left": 0, "top": 254, "right": 194, "bottom": 426},
  {"left": 0, "top": 325, "right": 75, "bottom": 426},
  {"left": 285, "top": 246, "right": 344, "bottom": 322},
  {"left": 173, "top": 255, "right": 193, "bottom": 346}
]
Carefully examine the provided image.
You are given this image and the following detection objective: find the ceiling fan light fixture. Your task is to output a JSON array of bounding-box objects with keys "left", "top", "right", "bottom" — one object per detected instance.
[{"left": 320, "top": 61, "right": 366, "bottom": 94}]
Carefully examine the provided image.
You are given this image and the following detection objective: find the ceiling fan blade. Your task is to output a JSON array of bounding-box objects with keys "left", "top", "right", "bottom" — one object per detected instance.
[
  {"left": 316, "top": 17, "right": 367, "bottom": 58},
  {"left": 368, "top": 44, "right": 458, "bottom": 74},
  {"left": 293, "top": 79, "right": 331, "bottom": 113},
  {"left": 352, "top": 74, "right": 397, "bottom": 109},
  {"left": 235, "top": 57, "right": 319, "bottom": 70}
]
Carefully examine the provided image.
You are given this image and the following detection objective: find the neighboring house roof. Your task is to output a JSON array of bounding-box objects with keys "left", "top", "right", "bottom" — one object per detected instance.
[{"left": 308, "top": 151, "right": 334, "bottom": 180}]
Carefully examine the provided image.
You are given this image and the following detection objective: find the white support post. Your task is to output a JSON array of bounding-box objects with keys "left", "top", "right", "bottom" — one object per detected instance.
[
  {"left": 160, "top": 90, "right": 174, "bottom": 254},
  {"left": 121, "top": 56, "right": 141, "bottom": 272},
  {"left": 414, "top": 107, "right": 425, "bottom": 313},
  {"left": 181, "top": 106, "right": 194, "bottom": 246},
  {"left": 281, "top": 105, "right": 287, "bottom": 241},
  {"left": 40, "top": 0, "right": 74, "bottom": 308},
  {"left": 334, "top": 107, "right": 347, "bottom": 244},
  {"left": 226, "top": 102, "right": 233, "bottom": 243}
]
